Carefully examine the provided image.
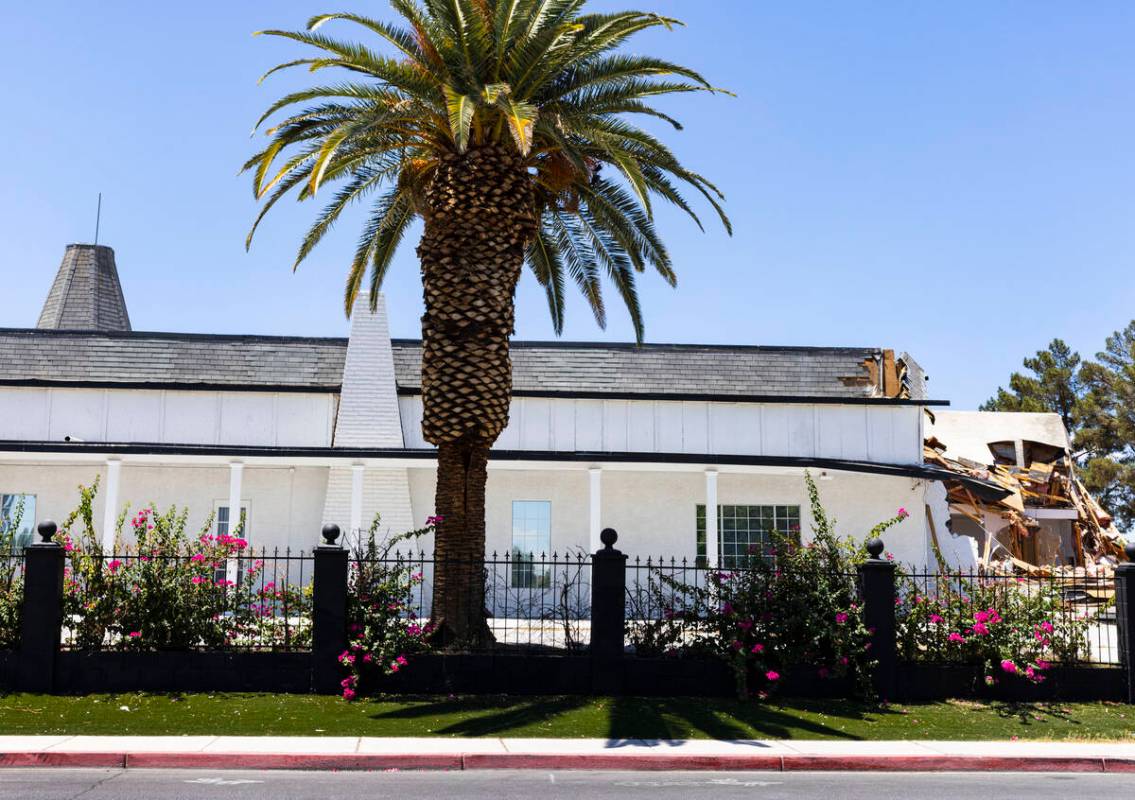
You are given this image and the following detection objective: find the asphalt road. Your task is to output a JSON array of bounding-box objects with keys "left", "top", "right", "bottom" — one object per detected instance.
[{"left": 0, "top": 769, "right": 1129, "bottom": 800}]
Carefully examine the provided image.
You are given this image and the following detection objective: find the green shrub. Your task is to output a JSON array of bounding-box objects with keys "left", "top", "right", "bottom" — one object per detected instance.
[
  {"left": 896, "top": 570, "right": 1093, "bottom": 684},
  {"left": 58, "top": 479, "right": 311, "bottom": 651},
  {"left": 628, "top": 473, "right": 907, "bottom": 699},
  {"left": 0, "top": 496, "right": 27, "bottom": 650},
  {"left": 338, "top": 515, "right": 438, "bottom": 700}
]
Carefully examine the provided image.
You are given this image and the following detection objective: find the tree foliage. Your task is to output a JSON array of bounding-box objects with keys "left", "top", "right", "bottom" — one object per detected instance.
[
  {"left": 245, "top": 0, "right": 731, "bottom": 340},
  {"left": 982, "top": 324, "right": 1135, "bottom": 530}
]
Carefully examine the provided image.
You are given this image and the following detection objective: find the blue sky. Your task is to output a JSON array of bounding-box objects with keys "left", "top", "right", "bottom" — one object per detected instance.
[{"left": 1, "top": 2, "right": 1132, "bottom": 409}]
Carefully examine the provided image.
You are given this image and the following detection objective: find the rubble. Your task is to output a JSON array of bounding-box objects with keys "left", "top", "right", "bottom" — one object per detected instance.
[{"left": 924, "top": 411, "right": 1127, "bottom": 577}]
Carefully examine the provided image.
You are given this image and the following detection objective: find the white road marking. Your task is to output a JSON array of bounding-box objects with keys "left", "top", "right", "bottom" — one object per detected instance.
[{"left": 184, "top": 777, "right": 266, "bottom": 786}]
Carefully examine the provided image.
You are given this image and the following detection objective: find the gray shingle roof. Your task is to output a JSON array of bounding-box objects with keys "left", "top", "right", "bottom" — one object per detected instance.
[
  {"left": 0, "top": 329, "right": 888, "bottom": 399},
  {"left": 392, "top": 341, "right": 881, "bottom": 398},
  {"left": 37, "top": 245, "right": 131, "bottom": 332},
  {"left": 0, "top": 329, "right": 346, "bottom": 390}
]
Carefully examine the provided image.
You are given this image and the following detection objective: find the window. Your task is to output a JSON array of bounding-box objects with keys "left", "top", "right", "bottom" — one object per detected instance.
[
  {"left": 214, "top": 503, "right": 249, "bottom": 586},
  {"left": 696, "top": 504, "right": 801, "bottom": 568},
  {"left": 511, "top": 500, "right": 551, "bottom": 589},
  {"left": 1, "top": 493, "right": 36, "bottom": 550}
]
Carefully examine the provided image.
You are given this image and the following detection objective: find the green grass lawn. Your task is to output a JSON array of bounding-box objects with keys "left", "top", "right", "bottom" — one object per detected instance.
[{"left": 0, "top": 694, "right": 1133, "bottom": 740}]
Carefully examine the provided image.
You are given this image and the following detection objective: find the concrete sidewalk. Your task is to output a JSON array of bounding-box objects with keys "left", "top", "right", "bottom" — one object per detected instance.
[{"left": 2, "top": 736, "right": 1134, "bottom": 772}]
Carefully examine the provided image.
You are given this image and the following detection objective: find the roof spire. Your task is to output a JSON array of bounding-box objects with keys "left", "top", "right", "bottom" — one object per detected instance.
[{"left": 36, "top": 244, "right": 131, "bottom": 331}]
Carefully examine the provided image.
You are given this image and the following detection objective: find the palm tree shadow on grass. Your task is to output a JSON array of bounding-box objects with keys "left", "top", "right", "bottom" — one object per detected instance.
[
  {"left": 606, "top": 696, "right": 869, "bottom": 741},
  {"left": 991, "top": 701, "right": 1080, "bottom": 727},
  {"left": 366, "top": 695, "right": 592, "bottom": 737}
]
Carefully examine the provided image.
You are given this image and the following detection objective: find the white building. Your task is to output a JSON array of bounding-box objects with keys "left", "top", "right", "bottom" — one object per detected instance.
[{"left": 0, "top": 244, "right": 999, "bottom": 567}]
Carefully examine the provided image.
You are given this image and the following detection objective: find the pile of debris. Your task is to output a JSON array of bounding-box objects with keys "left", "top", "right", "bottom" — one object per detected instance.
[{"left": 925, "top": 426, "right": 1125, "bottom": 577}]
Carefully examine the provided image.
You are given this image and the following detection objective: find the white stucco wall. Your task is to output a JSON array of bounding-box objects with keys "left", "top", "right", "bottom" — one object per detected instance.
[
  {"left": 0, "top": 461, "right": 328, "bottom": 553},
  {"left": 407, "top": 465, "right": 931, "bottom": 566},
  {"left": 0, "top": 459, "right": 938, "bottom": 567},
  {"left": 399, "top": 396, "right": 923, "bottom": 464},
  {"left": 0, "top": 386, "right": 336, "bottom": 447}
]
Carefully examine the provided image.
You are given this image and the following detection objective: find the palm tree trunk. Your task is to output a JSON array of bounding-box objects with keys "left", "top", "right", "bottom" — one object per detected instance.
[{"left": 417, "top": 146, "right": 536, "bottom": 647}]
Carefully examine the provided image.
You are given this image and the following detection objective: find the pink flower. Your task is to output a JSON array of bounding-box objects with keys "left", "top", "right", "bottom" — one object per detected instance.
[
  {"left": 390, "top": 662, "right": 401, "bottom": 673},
  {"left": 929, "top": 614, "right": 944, "bottom": 624},
  {"left": 396, "top": 655, "right": 408, "bottom": 666},
  {"left": 897, "top": 507, "right": 909, "bottom": 519},
  {"left": 731, "top": 640, "right": 743, "bottom": 651},
  {"left": 765, "top": 670, "right": 780, "bottom": 681},
  {"left": 426, "top": 515, "right": 445, "bottom": 526},
  {"left": 106, "top": 559, "right": 122, "bottom": 574},
  {"left": 191, "top": 576, "right": 205, "bottom": 585},
  {"left": 737, "top": 619, "right": 753, "bottom": 631},
  {"left": 1039, "top": 621, "right": 1054, "bottom": 634},
  {"left": 1035, "top": 660, "right": 1051, "bottom": 671},
  {"left": 128, "top": 631, "right": 141, "bottom": 638},
  {"left": 835, "top": 612, "right": 849, "bottom": 624},
  {"left": 948, "top": 632, "right": 965, "bottom": 643},
  {"left": 342, "top": 688, "right": 356, "bottom": 701},
  {"left": 751, "top": 643, "right": 765, "bottom": 654},
  {"left": 974, "top": 610, "right": 990, "bottom": 624},
  {"left": 721, "top": 602, "right": 734, "bottom": 615},
  {"left": 1000, "top": 659, "right": 1018, "bottom": 674},
  {"left": 971, "top": 622, "right": 989, "bottom": 636}
]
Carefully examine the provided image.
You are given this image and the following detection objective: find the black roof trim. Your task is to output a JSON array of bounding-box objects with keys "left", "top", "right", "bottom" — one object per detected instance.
[
  {"left": 0, "top": 327, "right": 349, "bottom": 347},
  {"left": 395, "top": 387, "right": 948, "bottom": 406},
  {"left": 0, "top": 379, "right": 340, "bottom": 394},
  {"left": 2, "top": 327, "right": 880, "bottom": 356},
  {"left": 0, "top": 440, "right": 1001, "bottom": 497},
  {"left": 390, "top": 337, "right": 879, "bottom": 355}
]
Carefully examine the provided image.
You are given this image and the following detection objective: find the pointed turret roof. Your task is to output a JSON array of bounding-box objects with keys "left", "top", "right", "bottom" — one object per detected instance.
[{"left": 36, "top": 244, "right": 131, "bottom": 331}]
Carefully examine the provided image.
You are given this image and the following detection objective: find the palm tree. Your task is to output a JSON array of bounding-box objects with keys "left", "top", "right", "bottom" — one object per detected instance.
[{"left": 245, "top": 0, "right": 730, "bottom": 646}]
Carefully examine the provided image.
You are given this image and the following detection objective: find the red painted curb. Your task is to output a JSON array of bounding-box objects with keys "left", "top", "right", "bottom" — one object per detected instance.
[
  {"left": 780, "top": 755, "right": 1108, "bottom": 773},
  {"left": 462, "top": 754, "right": 784, "bottom": 771},
  {"left": 0, "top": 752, "right": 126, "bottom": 768},
  {"left": 0, "top": 751, "right": 1132, "bottom": 773},
  {"left": 126, "top": 752, "right": 463, "bottom": 771},
  {"left": 1103, "top": 759, "right": 1135, "bottom": 773}
]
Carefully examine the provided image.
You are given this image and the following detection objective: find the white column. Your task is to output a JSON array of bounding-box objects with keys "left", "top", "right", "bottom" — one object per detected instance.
[
  {"left": 705, "top": 469, "right": 719, "bottom": 568},
  {"left": 350, "top": 463, "right": 365, "bottom": 544},
  {"left": 100, "top": 458, "right": 121, "bottom": 553},
  {"left": 588, "top": 467, "right": 603, "bottom": 553},
  {"left": 227, "top": 462, "right": 245, "bottom": 533},
  {"left": 226, "top": 462, "right": 244, "bottom": 585}
]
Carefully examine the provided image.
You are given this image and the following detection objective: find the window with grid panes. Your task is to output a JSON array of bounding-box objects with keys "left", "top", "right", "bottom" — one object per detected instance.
[
  {"left": 696, "top": 505, "right": 801, "bottom": 568},
  {"left": 510, "top": 500, "right": 551, "bottom": 589}
]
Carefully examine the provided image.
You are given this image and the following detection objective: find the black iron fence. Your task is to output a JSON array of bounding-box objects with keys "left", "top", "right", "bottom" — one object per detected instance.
[
  {"left": 353, "top": 549, "right": 593, "bottom": 652},
  {"left": 898, "top": 569, "right": 1121, "bottom": 667},
  {"left": 2, "top": 519, "right": 1135, "bottom": 701},
  {"left": 57, "top": 549, "right": 313, "bottom": 652}
]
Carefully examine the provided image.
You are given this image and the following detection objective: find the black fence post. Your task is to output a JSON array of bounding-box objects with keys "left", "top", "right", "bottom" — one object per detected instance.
[
  {"left": 1116, "top": 542, "right": 1135, "bottom": 704},
  {"left": 590, "top": 528, "right": 627, "bottom": 694},
  {"left": 312, "top": 524, "right": 348, "bottom": 694},
  {"left": 17, "top": 521, "right": 65, "bottom": 693},
  {"left": 858, "top": 537, "right": 898, "bottom": 701}
]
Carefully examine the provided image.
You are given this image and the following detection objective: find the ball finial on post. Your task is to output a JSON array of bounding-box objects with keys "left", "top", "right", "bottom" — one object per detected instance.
[
  {"left": 36, "top": 520, "right": 58, "bottom": 545},
  {"left": 866, "top": 537, "right": 886, "bottom": 560},
  {"left": 321, "top": 523, "right": 341, "bottom": 547},
  {"left": 600, "top": 528, "right": 618, "bottom": 550},
  {"left": 1125, "top": 540, "right": 1135, "bottom": 563}
]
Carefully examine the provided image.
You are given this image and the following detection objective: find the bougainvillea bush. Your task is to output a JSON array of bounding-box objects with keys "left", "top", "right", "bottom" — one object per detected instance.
[
  {"left": 896, "top": 570, "right": 1092, "bottom": 685},
  {"left": 0, "top": 496, "right": 27, "bottom": 650},
  {"left": 58, "top": 479, "right": 311, "bottom": 651},
  {"left": 338, "top": 516, "right": 439, "bottom": 700},
  {"left": 628, "top": 473, "right": 907, "bottom": 699}
]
